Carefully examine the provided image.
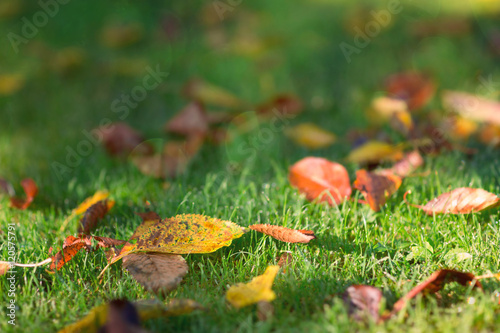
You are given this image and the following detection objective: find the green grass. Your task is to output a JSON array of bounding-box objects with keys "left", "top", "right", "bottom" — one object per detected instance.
[{"left": 1, "top": 0, "right": 500, "bottom": 332}]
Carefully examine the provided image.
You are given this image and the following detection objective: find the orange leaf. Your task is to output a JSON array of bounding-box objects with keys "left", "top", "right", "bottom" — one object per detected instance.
[
  {"left": 385, "top": 71, "right": 435, "bottom": 110},
  {"left": 343, "top": 285, "right": 383, "bottom": 322},
  {"left": 10, "top": 178, "right": 38, "bottom": 210},
  {"left": 164, "top": 101, "right": 209, "bottom": 137},
  {"left": 249, "top": 224, "right": 316, "bottom": 243},
  {"left": 354, "top": 170, "right": 402, "bottom": 211},
  {"left": 96, "top": 122, "right": 153, "bottom": 157},
  {"left": 383, "top": 269, "right": 481, "bottom": 320},
  {"left": 289, "top": 157, "right": 351, "bottom": 205},
  {"left": 78, "top": 200, "right": 115, "bottom": 234},
  {"left": 404, "top": 188, "right": 500, "bottom": 215}
]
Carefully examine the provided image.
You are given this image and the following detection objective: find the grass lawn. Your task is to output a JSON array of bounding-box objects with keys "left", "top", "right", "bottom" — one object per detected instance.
[{"left": 1, "top": 0, "right": 500, "bottom": 332}]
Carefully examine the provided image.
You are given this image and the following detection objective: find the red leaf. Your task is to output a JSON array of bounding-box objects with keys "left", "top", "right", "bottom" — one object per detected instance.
[
  {"left": 10, "top": 178, "right": 38, "bottom": 210},
  {"left": 405, "top": 188, "right": 500, "bottom": 215},
  {"left": 289, "top": 157, "right": 351, "bottom": 205},
  {"left": 249, "top": 224, "right": 316, "bottom": 243},
  {"left": 354, "top": 169, "right": 402, "bottom": 211},
  {"left": 385, "top": 72, "right": 435, "bottom": 110}
]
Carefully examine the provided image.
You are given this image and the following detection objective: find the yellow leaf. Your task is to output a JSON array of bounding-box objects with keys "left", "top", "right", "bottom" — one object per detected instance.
[
  {"left": 226, "top": 266, "right": 279, "bottom": 308},
  {"left": 58, "top": 304, "right": 108, "bottom": 333},
  {"left": 346, "top": 141, "right": 403, "bottom": 164},
  {"left": 0, "top": 73, "right": 24, "bottom": 96},
  {"left": 73, "top": 191, "right": 110, "bottom": 215},
  {"left": 286, "top": 123, "right": 336, "bottom": 149}
]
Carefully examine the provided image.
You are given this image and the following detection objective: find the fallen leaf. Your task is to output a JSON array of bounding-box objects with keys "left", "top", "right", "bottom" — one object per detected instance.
[
  {"left": 379, "top": 150, "right": 424, "bottom": 178},
  {"left": 343, "top": 285, "right": 383, "bottom": 322},
  {"left": 100, "top": 299, "right": 145, "bottom": 333},
  {"left": 72, "top": 191, "right": 110, "bottom": 215},
  {"left": 165, "top": 102, "right": 209, "bottom": 137},
  {"left": 226, "top": 266, "right": 279, "bottom": 308},
  {"left": 346, "top": 141, "right": 403, "bottom": 164},
  {"left": 123, "top": 253, "right": 188, "bottom": 294},
  {"left": 78, "top": 200, "right": 115, "bottom": 234},
  {"left": 277, "top": 252, "right": 293, "bottom": 272},
  {"left": 384, "top": 269, "right": 482, "bottom": 320},
  {"left": 257, "top": 301, "right": 274, "bottom": 321},
  {"left": 10, "top": 178, "right": 38, "bottom": 210},
  {"left": 285, "top": 123, "right": 336, "bottom": 149},
  {"left": 0, "top": 261, "right": 12, "bottom": 276},
  {"left": 257, "top": 94, "right": 303, "bottom": 118},
  {"left": 97, "top": 122, "right": 154, "bottom": 157},
  {"left": 442, "top": 90, "right": 500, "bottom": 126},
  {"left": 354, "top": 169, "right": 402, "bottom": 211},
  {"left": 289, "top": 157, "right": 351, "bottom": 205},
  {"left": 249, "top": 224, "right": 316, "bottom": 243},
  {"left": 368, "top": 97, "right": 413, "bottom": 135},
  {"left": 410, "top": 17, "right": 471, "bottom": 38},
  {"left": 385, "top": 72, "right": 435, "bottom": 110},
  {"left": 135, "top": 211, "right": 161, "bottom": 222},
  {"left": 404, "top": 188, "right": 500, "bottom": 215},
  {"left": 479, "top": 123, "right": 500, "bottom": 147},
  {"left": 183, "top": 78, "right": 245, "bottom": 109},
  {"left": 442, "top": 116, "right": 478, "bottom": 140}
]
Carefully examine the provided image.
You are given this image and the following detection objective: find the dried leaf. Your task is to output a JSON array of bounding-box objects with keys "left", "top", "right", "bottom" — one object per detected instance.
[
  {"left": 100, "top": 300, "right": 145, "bottom": 333},
  {"left": 226, "top": 266, "right": 279, "bottom": 308},
  {"left": 10, "top": 178, "right": 38, "bottom": 210},
  {"left": 78, "top": 200, "right": 115, "bottom": 234},
  {"left": 257, "top": 94, "right": 303, "bottom": 117},
  {"left": 73, "top": 191, "right": 110, "bottom": 215},
  {"left": 405, "top": 188, "right": 500, "bottom": 215},
  {"left": 289, "top": 157, "right": 351, "bottom": 205},
  {"left": 346, "top": 141, "right": 403, "bottom": 164},
  {"left": 249, "top": 224, "right": 316, "bottom": 243},
  {"left": 442, "top": 90, "right": 500, "bottom": 126},
  {"left": 183, "top": 78, "right": 245, "bottom": 109},
  {"left": 285, "top": 123, "right": 336, "bottom": 149},
  {"left": 165, "top": 102, "right": 209, "bottom": 137},
  {"left": 384, "top": 269, "right": 482, "bottom": 320},
  {"left": 97, "top": 122, "right": 153, "bottom": 157},
  {"left": 343, "top": 285, "right": 383, "bottom": 322},
  {"left": 379, "top": 150, "right": 423, "bottom": 178},
  {"left": 277, "top": 252, "right": 293, "bottom": 272},
  {"left": 368, "top": 96, "right": 413, "bottom": 135},
  {"left": 0, "top": 261, "right": 12, "bottom": 276},
  {"left": 135, "top": 211, "right": 161, "bottom": 222},
  {"left": 385, "top": 72, "right": 435, "bottom": 110},
  {"left": 123, "top": 252, "right": 188, "bottom": 294},
  {"left": 354, "top": 170, "right": 402, "bottom": 211}
]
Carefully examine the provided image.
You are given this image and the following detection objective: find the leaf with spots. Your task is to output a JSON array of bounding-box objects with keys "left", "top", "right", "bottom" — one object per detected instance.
[
  {"left": 249, "top": 224, "right": 316, "bottom": 243},
  {"left": 123, "top": 252, "right": 188, "bottom": 294},
  {"left": 226, "top": 266, "right": 279, "bottom": 308},
  {"left": 404, "top": 188, "right": 500, "bottom": 215}
]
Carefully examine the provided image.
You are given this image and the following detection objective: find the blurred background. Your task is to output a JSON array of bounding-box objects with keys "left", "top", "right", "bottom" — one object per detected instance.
[{"left": 0, "top": 0, "right": 499, "bottom": 186}]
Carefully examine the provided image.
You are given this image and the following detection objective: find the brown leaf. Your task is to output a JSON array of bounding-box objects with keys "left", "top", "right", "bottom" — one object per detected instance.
[
  {"left": 123, "top": 252, "right": 188, "bottom": 294},
  {"left": 257, "top": 94, "right": 303, "bottom": 118},
  {"left": 379, "top": 150, "right": 423, "bottom": 178},
  {"left": 10, "top": 178, "right": 38, "bottom": 210},
  {"left": 289, "top": 157, "right": 351, "bottom": 205},
  {"left": 343, "top": 285, "right": 383, "bottom": 322},
  {"left": 442, "top": 90, "right": 500, "bottom": 126},
  {"left": 277, "top": 252, "right": 293, "bottom": 271},
  {"left": 384, "top": 269, "right": 481, "bottom": 320},
  {"left": 97, "top": 122, "right": 154, "bottom": 157},
  {"left": 100, "top": 299, "right": 146, "bottom": 333},
  {"left": 165, "top": 101, "right": 209, "bottom": 137},
  {"left": 249, "top": 224, "right": 316, "bottom": 243},
  {"left": 135, "top": 211, "right": 161, "bottom": 222},
  {"left": 385, "top": 72, "right": 435, "bottom": 110},
  {"left": 354, "top": 169, "right": 402, "bottom": 212},
  {"left": 78, "top": 200, "right": 115, "bottom": 234},
  {"left": 92, "top": 236, "right": 128, "bottom": 249},
  {"left": 404, "top": 188, "right": 500, "bottom": 215}
]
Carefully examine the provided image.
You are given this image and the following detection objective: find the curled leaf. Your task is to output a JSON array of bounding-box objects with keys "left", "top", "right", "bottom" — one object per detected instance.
[
  {"left": 343, "top": 285, "right": 383, "bottom": 322},
  {"left": 78, "top": 199, "right": 115, "bottom": 234},
  {"left": 249, "top": 224, "right": 316, "bottom": 243},
  {"left": 226, "top": 266, "right": 279, "bottom": 308},
  {"left": 285, "top": 123, "right": 336, "bottom": 149},
  {"left": 354, "top": 169, "right": 402, "bottom": 211},
  {"left": 289, "top": 157, "right": 351, "bottom": 205},
  {"left": 10, "top": 178, "right": 38, "bottom": 210},
  {"left": 123, "top": 253, "right": 188, "bottom": 294},
  {"left": 404, "top": 188, "right": 500, "bottom": 215}
]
